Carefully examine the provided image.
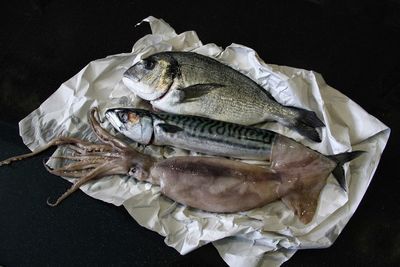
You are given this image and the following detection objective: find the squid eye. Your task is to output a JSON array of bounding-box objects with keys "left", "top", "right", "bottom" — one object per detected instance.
[
  {"left": 143, "top": 59, "right": 155, "bottom": 70},
  {"left": 128, "top": 167, "right": 137, "bottom": 175}
]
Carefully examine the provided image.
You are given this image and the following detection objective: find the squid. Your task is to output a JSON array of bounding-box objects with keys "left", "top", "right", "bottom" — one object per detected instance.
[{"left": 0, "top": 108, "right": 362, "bottom": 224}]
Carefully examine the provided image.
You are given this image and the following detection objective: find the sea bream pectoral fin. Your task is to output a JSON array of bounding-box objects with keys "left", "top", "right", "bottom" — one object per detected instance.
[{"left": 176, "top": 83, "right": 225, "bottom": 103}]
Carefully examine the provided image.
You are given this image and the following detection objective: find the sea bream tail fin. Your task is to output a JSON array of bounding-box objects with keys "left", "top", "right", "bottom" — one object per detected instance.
[
  {"left": 287, "top": 107, "right": 325, "bottom": 142},
  {"left": 296, "top": 108, "right": 325, "bottom": 128},
  {"left": 328, "top": 151, "right": 365, "bottom": 191},
  {"left": 290, "top": 122, "right": 322, "bottom": 143}
]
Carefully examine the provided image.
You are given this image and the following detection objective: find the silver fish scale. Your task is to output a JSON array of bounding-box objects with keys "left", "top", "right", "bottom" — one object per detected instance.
[{"left": 171, "top": 52, "right": 285, "bottom": 124}]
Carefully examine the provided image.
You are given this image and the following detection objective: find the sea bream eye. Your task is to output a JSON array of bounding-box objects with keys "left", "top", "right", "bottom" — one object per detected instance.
[{"left": 143, "top": 59, "right": 155, "bottom": 70}]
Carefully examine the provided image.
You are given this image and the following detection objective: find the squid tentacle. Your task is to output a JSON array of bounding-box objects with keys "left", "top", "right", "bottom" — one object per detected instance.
[
  {"left": 46, "top": 162, "right": 117, "bottom": 207},
  {"left": 0, "top": 137, "right": 93, "bottom": 166},
  {"left": 0, "top": 108, "right": 155, "bottom": 207},
  {"left": 88, "top": 108, "right": 129, "bottom": 151},
  {"left": 65, "top": 144, "right": 87, "bottom": 155},
  {"left": 50, "top": 155, "right": 112, "bottom": 162},
  {"left": 67, "top": 142, "right": 114, "bottom": 154},
  {"left": 43, "top": 161, "right": 93, "bottom": 178},
  {"left": 50, "top": 161, "right": 104, "bottom": 172}
]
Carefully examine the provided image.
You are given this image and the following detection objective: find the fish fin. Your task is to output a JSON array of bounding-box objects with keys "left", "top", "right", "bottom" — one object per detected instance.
[
  {"left": 327, "top": 151, "right": 365, "bottom": 191},
  {"left": 157, "top": 123, "right": 184, "bottom": 133},
  {"left": 177, "top": 83, "right": 224, "bottom": 102},
  {"left": 294, "top": 108, "right": 325, "bottom": 128},
  {"left": 290, "top": 123, "right": 322, "bottom": 143},
  {"left": 280, "top": 107, "right": 324, "bottom": 142},
  {"left": 281, "top": 183, "right": 325, "bottom": 224}
]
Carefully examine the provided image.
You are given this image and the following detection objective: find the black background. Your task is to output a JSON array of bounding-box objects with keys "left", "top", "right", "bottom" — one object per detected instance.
[{"left": 0, "top": 0, "right": 399, "bottom": 266}]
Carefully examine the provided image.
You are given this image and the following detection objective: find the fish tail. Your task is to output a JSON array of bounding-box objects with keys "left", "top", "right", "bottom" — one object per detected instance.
[
  {"left": 285, "top": 107, "right": 325, "bottom": 142},
  {"left": 328, "top": 151, "right": 365, "bottom": 191},
  {"left": 290, "top": 122, "right": 322, "bottom": 143},
  {"left": 296, "top": 108, "right": 325, "bottom": 128}
]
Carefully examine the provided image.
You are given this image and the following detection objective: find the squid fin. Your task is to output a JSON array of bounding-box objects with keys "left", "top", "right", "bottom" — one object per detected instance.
[
  {"left": 281, "top": 181, "right": 325, "bottom": 224},
  {"left": 282, "top": 150, "right": 365, "bottom": 224}
]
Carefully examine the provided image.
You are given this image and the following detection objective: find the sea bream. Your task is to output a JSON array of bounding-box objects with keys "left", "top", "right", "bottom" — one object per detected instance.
[
  {"left": 122, "top": 51, "right": 325, "bottom": 142},
  {"left": 105, "top": 108, "right": 362, "bottom": 190}
]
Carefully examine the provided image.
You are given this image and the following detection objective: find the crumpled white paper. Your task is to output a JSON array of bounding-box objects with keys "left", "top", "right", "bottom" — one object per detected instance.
[{"left": 19, "top": 16, "right": 390, "bottom": 266}]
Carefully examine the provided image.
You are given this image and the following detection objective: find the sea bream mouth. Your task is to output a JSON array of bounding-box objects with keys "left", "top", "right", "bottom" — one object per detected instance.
[{"left": 122, "top": 76, "right": 164, "bottom": 101}]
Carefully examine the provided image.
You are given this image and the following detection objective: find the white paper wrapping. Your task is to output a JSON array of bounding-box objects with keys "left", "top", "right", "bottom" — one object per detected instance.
[{"left": 19, "top": 16, "right": 390, "bottom": 266}]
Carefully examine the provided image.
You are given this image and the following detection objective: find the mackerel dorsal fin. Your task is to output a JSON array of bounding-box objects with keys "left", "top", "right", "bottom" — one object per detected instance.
[{"left": 281, "top": 177, "right": 326, "bottom": 224}]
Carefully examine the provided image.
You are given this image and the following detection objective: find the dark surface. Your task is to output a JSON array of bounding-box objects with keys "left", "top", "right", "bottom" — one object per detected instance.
[{"left": 0, "top": 0, "right": 398, "bottom": 266}]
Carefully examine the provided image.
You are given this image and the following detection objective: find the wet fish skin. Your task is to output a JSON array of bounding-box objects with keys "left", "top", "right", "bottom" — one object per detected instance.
[
  {"left": 123, "top": 51, "right": 325, "bottom": 142},
  {"left": 106, "top": 108, "right": 277, "bottom": 160}
]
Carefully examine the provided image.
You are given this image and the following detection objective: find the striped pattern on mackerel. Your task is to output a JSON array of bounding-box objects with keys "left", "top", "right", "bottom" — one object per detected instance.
[{"left": 106, "top": 108, "right": 276, "bottom": 160}]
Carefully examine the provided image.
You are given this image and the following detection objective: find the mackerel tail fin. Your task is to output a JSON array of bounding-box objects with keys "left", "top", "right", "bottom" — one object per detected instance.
[
  {"left": 288, "top": 107, "right": 325, "bottom": 142},
  {"left": 328, "top": 151, "right": 365, "bottom": 191}
]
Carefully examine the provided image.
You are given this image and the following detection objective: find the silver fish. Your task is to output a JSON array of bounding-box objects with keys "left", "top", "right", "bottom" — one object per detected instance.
[
  {"left": 105, "top": 108, "right": 362, "bottom": 190},
  {"left": 123, "top": 51, "right": 325, "bottom": 142},
  {"left": 106, "top": 108, "right": 276, "bottom": 160}
]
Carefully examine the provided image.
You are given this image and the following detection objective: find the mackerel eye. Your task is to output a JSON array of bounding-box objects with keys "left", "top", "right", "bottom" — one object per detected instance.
[
  {"left": 143, "top": 59, "right": 155, "bottom": 70},
  {"left": 117, "top": 111, "right": 128, "bottom": 123}
]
